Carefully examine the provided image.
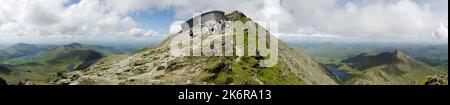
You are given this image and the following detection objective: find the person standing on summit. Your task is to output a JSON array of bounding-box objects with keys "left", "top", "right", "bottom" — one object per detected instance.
[{"left": 190, "top": 29, "right": 193, "bottom": 37}]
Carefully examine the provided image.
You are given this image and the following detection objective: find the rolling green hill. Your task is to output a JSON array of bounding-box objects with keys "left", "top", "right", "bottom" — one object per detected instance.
[
  {"left": 0, "top": 43, "right": 56, "bottom": 64},
  {"left": 5, "top": 43, "right": 55, "bottom": 59},
  {"left": 0, "top": 50, "right": 10, "bottom": 61},
  {"left": 0, "top": 43, "right": 116, "bottom": 84},
  {"left": 292, "top": 43, "right": 448, "bottom": 71}
]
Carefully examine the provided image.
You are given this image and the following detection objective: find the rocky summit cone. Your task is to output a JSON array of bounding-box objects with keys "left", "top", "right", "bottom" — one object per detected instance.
[{"left": 55, "top": 11, "right": 338, "bottom": 85}]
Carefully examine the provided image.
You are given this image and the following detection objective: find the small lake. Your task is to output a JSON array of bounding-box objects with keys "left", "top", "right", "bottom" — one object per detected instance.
[{"left": 325, "top": 64, "right": 349, "bottom": 81}]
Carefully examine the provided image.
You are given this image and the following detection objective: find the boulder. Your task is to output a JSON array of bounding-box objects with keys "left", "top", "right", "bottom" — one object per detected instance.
[
  {"left": 185, "top": 80, "right": 194, "bottom": 85},
  {"left": 0, "top": 77, "right": 7, "bottom": 85},
  {"left": 69, "top": 81, "right": 80, "bottom": 85},
  {"left": 425, "top": 75, "right": 447, "bottom": 85},
  {"left": 149, "top": 80, "right": 163, "bottom": 85},
  {"left": 17, "top": 79, "right": 35, "bottom": 85},
  {"left": 55, "top": 79, "right": 72, "bottom": 85}
]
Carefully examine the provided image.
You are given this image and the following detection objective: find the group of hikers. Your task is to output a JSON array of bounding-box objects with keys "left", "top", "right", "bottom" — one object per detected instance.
[{"left": 188, "top": 20, "right": 226, "bottom": 38}]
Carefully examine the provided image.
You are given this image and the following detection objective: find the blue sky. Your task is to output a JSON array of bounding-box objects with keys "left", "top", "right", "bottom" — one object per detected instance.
[
  {"left": 64, "top": 0, "right": 80, "bottom": 7},
  {"left": 131, "top": 9, "right": 176, "bottom": 35},
  {"left": 63, "top": 0, "right": 177, "bottom": 34}
]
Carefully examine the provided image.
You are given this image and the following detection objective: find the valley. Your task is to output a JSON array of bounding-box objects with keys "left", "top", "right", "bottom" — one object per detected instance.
[
  {"left": 0, "top": 43, "right": 143, "bottom": 84},
  {"left": 292, "top": 42, "right": 448, "bottom": 85}
]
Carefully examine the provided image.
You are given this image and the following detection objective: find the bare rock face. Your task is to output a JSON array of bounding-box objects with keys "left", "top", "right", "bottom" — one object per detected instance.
[
  {"left": 425, "top": 75, "right": 448, "bottom": 85},
  {"left": 55, "top": 79, "right": 72, "bottom": 85},
  {"left": 52, "top": 71, "right": 83, "bottom": 85},
  {"left": 17, "top": 79, "right": 35, "bottom": 85},
  {"left": 0, "top": 77, "right": 7, "bottom": 85}
]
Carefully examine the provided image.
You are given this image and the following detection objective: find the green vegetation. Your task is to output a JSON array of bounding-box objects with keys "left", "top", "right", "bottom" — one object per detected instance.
[
  {"left": 198, "top": 55, "right": 304, "bottom": 85},
  {"left": 195, "top": 21, "right": 305, "bottom": 85},
  {"left": 337, "top": 50, "right": 447, "bottom": 85},
  {"left": 0, "top": 43, "right": 132, "bottom": 84},
  {"left": 293, "top": 43, "right": 448, "bottom": 70},
  {"left": 258, "top": 61, "right": 304, "bottom": 85}
]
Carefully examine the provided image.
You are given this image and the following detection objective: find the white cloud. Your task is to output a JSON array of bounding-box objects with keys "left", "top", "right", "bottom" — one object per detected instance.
[
  {"left": 163, "top": 0, "right": 447, "bottom": 43},
  {"left": 0, "top": 0, "right": 448, "bottom": 43},
  {"left": 169, "top": 21, "right": 183, "bottom": 34},
  {"left": 0, "top": 0, "right": 157, "bottom": 39},
  {"left": 128, "top": 28, "right": 160, "bottom": 37},
  {"left": 103, "top": 0, "right": 174, "bottom": 14},
  {"left": 281, "top": 0, "right": 447, "bottom": 41},
  {"left": 432, "top": 23, "right": 448, "bottom": 43}
]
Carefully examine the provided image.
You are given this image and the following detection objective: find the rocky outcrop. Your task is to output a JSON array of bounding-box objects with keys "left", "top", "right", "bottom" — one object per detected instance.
[
  {"left": 0, "top": 77, "right": 7, "bottom": 85},
  {"left": 17, "top": 79, "right": 35, "bottom": 85},
  {"left": 425, "top": 75, "right": 448, "bottom": 85},
  {"left": 52, "top": 72, "right": 81, "bottom": 85}
]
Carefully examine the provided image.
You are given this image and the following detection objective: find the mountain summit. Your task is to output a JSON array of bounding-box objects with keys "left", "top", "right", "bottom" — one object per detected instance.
[
  {"left": 55, "top": 11, "right": 338, "bottom": 85},
  {"left": 342, "top": 50, "right": 444, "bottom": 85},
  {"left": 342, "top": 50, "right": 415, "bottom": 70},
  {"left": 63, "top": 43, "right": 84, "bottom": 49}
]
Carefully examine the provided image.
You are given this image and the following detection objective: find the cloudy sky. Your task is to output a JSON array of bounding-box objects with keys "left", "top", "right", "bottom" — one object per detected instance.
[{"left": 0, "top": 0, "right": 448, "bottom": 44}]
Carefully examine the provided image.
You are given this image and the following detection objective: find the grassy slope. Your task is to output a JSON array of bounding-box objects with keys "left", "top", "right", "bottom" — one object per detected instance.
[
  {"left": 1, "top": 45, "right": 111, "bottom": 84},
  {"left": 196, "top": 56, "right": 304, "bottom": 85},
  {"left": 195, "top": 27, "right": 304, "bottom": 85}
]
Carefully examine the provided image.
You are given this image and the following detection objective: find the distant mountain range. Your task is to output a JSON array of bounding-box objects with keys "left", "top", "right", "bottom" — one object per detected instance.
[
  {"left": 0, "top": 43, "right": 133, "bottom": 84},
  {"left": 292, "top": 42, "right": 448, "bottom": 70},
  {"left": 36, "top": 43, "right": 105, "bottom": 71},
  {"left": 0, "top": 43, "right": 55, "bottom": 62}
]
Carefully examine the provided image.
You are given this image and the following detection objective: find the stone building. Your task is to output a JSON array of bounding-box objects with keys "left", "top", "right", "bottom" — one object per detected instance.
[{"left": 181, "top": 11, "right": 226, "bottom": 36}]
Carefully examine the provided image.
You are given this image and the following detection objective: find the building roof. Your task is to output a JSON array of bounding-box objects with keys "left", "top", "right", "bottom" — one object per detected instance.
[{"left": 181, "top": 11, "right": 226, "bottom": 31}]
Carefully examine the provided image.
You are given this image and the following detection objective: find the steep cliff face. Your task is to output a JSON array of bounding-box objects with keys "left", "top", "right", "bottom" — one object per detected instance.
[{"left": 56, "top": 11, "right": 338, "bottom": 85}]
